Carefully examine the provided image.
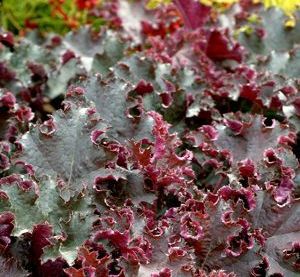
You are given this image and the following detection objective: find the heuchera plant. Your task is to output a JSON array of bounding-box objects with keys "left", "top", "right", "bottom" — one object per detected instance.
[{"left": 0, "top": 0, "right": 299, "bottom": 276}]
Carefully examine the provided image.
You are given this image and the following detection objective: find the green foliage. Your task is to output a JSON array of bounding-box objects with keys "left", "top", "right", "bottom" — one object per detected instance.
[
  {"left": 1, "top": 0, "right": 65, "bottom": 34},
  {"left": 0, "top": 0, "right": 105, "bottom": 34}
]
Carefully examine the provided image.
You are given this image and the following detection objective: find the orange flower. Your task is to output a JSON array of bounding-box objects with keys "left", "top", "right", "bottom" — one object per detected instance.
[{"left": 76, "top": 0, "right": 99, "bottom": 10}]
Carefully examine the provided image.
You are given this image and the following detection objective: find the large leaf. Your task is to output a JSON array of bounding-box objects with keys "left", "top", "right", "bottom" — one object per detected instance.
[
  {"left": 0, "top": 39, "right": 56, "bottom": 84},
  {"left": 0, "top": 174, "right": 98, "bottom": 266},
  {"left": 47, "top": 58, "right": 86, "bottom": 99},
  {"left": 42, "top": 196, "right": 97, "bottom": 265},
  {"left": 251, "top": 191, "right": 300, "bottom": 276},
  {"left": 17, "top": 95, "right": 116, "bottom": 199},
  {"left": 113, "top": 54, "right": 196, "bottom": 125},
  {"left": 78, "top": 74, "right": 154, "bottom": 142},
  {"left": 62, "top": 28, "right": 126, "bottom": 72},
  {"left": 214, "top": 115, "right": 292, "bottom": 163},
  {"left": 258, "top": 47, "right": 300, "bottom": 78},
  {"left": 239, "top": 8, "right": 300, "bottom": 55},
  {"left": 91, "top": 34, "right": 125, "bottom": 75}
]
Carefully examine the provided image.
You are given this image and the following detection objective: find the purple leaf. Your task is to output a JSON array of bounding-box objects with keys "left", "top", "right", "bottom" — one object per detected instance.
[{"left": 174, "top": 0, "right": 211, "bottom": 30}]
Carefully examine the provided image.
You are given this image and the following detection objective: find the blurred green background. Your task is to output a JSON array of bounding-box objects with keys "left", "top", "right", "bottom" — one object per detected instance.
[
  {"left": 0, "top": 0, "right": 299, "bottom": 35},
  {"left": 0, "top": 0, "right": 104, "bottom": 34}
]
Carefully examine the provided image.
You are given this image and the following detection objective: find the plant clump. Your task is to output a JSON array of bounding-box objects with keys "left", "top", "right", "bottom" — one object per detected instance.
[{"left": 0, "top": 0, "right": 299, "bottom": 276}]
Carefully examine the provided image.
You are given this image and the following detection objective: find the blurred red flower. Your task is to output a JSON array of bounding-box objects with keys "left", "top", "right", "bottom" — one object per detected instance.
[{"left": 76, "top": 0, "right": 98, "bottom": 10}]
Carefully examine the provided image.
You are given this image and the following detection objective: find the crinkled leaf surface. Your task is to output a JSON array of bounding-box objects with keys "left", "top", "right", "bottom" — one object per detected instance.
[
  {"left": 0, "top": 1, "right": 300, "bottom": 276},
  {"left": 42, "top": 196, "right": 97, "bottom": 265},
  {"left": 47, "top": 58, "right": 87, "bottom": 99},
  {"left": 215, "top": 115, "right": 291, "bottom": 163},
  {"left": 79, "top": 75, "right": 154, "bottom": 142},
  {"left": 17, "top": 96, "right": 116, "bottom": 199},
  {"left": 0, "top": 39, "right": 56, "bottom": 91},
  {"left": 251, "top": 191, "right": 300, "bottom": 275},
  {"left": 0, "top": 174, "right": 98, "bottom": 266}
]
